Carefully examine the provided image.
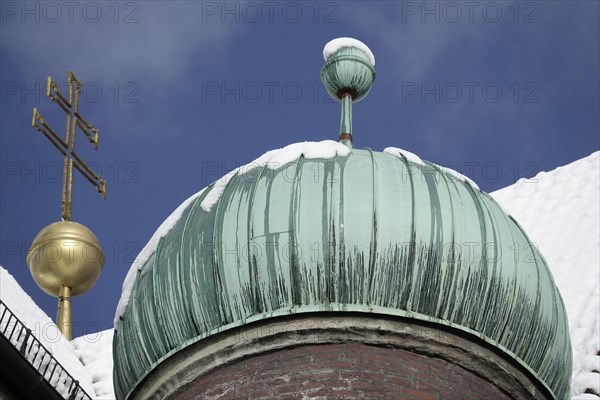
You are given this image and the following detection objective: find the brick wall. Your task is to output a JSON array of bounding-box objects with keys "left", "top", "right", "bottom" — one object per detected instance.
[{"left": 173, "top": 342, "right": 512, "bottom": 400}]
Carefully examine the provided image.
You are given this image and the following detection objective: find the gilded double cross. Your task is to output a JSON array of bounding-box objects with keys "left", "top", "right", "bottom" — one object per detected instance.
[{"left": 31, "top": 70, "right": 106, "bottom": 220}]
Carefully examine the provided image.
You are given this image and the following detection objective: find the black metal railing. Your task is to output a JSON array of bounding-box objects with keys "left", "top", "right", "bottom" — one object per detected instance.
[{"left": 0, "top": 300, "right": 93, "bottom": 400}]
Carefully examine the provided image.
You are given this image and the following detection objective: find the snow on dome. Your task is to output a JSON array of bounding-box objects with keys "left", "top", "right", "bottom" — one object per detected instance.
[
  {"left": 114, "top": 187, "right": 206, "bottom": 327},
  {"left": 383, "top": 147, "right": 425, "bottom": 166},
  {"left": 492, "top": 151, "right": 600, "bottom": 400},
  {"left": 323, "top": 37, "right": 376, "bottom": 66},
  {"left": 432, "top": 163, "right": 480, "bottom": 190},
  {"left": 0, "top": 265, "right": 95, "bottom": 397},
  {"left": 114, "top": 140, "right": 351, "bottom": 327},
  {"left": 384, "top": 147, "right": 479, "bottom": 189},
  {"left": 200, "top": 140, "right": 351, "bottom": 213},
  {"left": 73, "top": 329, "right": 115, "bottom": 399}
]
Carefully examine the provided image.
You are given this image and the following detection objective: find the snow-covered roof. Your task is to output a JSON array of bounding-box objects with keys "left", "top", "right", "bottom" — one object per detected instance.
[
  {"left": 0, "top": 266, "right": 96, "bottom": 398},
  {"left": 492, "top": 151, "right": 600, "bottom": 400},
  {"left": 0, "top": 266, "right": 116, "bottom": 399},
  {"left": 73, "top": 330, "right": 115, "bottom": 399}
]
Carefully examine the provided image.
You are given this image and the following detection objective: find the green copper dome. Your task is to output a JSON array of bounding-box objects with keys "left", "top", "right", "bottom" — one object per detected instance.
[{"left": 113, "top": 145, "right": 572, "bottom": 399}]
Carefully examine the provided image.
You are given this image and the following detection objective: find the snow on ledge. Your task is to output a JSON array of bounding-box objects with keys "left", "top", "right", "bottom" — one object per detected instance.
[
  {"left": 115, "top": 140, "right": 351, "bottom": 328},
  {"left": 323, "top": 37, "right": 376, "bottom": 66}
]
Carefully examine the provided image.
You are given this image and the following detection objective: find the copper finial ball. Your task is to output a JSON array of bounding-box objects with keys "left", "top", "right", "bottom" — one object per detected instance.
[
  {"left": 27, "top": 220, "right": 104, "bottom": 297},
  {"left": 320, "top": 37, "right": 376, "bottom": 103}
]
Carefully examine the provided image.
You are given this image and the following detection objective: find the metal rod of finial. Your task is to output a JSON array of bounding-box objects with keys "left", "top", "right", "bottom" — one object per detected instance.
[
  {"left": 321, "top": 38, "right": 376, "bottom": 149},
  {"left": 339, "top": 94, "right": 353, "bottom": 148},
  {"left": 57, "top": 285, "right": 72, "bottom": 341}
]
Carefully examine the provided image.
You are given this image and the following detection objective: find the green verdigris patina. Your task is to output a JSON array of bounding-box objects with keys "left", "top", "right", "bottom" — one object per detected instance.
[
  {"left": 113, "top": 148, "right": 572, "bottom": 399},
  {"left": 113, "top": 40, "right": 571, "bottom": 399}
]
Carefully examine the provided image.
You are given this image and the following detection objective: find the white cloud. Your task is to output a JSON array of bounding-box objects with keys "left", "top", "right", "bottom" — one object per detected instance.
[
  {"left": 1, "top": 2, "right": 244, "bottom": 143},
  {"left": 1, "top": 2, "right": 240, "bottom": 82}
]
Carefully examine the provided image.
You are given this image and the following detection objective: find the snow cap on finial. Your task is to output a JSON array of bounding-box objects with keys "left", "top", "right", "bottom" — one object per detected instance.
[
  {"left": 320, "top": 37, "right": 376, "bottom": 103},
  {"left": 323, "top": 37, "right": 376, "bottom": 66}
]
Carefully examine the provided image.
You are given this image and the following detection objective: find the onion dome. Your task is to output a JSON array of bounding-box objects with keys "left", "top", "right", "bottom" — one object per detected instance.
[{"left": 112, "top": 38, "right": 571, "bottom": 400}]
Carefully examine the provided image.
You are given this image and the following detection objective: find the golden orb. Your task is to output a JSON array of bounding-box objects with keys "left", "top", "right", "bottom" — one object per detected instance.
[{"left": 27, "top": 221, "right": 104, "bottom": 297}]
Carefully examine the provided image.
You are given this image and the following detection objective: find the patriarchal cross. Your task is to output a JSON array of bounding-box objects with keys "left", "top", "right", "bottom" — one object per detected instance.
[{"left": 31, "top": 70, "right": 106, "bottom": 220}]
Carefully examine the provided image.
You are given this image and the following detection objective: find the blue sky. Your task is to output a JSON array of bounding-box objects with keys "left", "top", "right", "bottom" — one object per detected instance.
[{"left": 1, "top": 1, "right": 598, "bottom": 337}]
